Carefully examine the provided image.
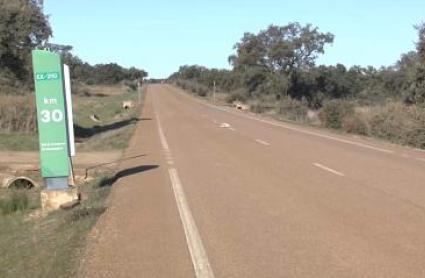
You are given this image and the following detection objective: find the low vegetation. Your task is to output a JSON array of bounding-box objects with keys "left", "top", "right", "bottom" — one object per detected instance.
[
  {"left": 73, "top": 85, "right": 142, "bottom": 152},
  {"left": 0, "top": 174, "right": 114, "bottom": 278},
  {"left": 0, "top": 189, "right": 40, "bottom": 215}
]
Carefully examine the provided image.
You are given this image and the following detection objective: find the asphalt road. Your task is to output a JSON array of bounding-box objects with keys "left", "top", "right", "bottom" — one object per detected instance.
[{"left": 82, "top": 84, "right": 425, "bottom": 278}]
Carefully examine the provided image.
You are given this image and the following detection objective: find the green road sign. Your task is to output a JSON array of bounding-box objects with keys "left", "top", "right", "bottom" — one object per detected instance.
[{"left": 32, "top": 50, "right": 70, "bottom": 178}]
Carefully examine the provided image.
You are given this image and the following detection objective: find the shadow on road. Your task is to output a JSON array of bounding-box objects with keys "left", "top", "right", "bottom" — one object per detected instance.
[
  {"left": 75, "top": 117, "right": 151, "bottom": 139},
  {"left": 99, "top": 165, "right": 159, "bottom": 187},
  {"left": 84, "top": 154, "right": 147, "bottom": 178}
]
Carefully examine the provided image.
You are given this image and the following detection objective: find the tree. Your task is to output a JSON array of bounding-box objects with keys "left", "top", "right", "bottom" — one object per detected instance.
[
  {"left": 405, "top": 23, "right": 425, "bottom": 104},
  {"left": 229, "top": 23, "right": 334, "bottom": 74},
  {"left": 417, "top": 23, "right": 425, "bottom": 64},
  {"left": 127, "top": 67, "right": 148, "bottom": 81},
  {"left": 229, "top": 23, "right": 334, "bottom": 102},
  {"left": 0, "top": 0, "right": 51, "bottom": 81}
]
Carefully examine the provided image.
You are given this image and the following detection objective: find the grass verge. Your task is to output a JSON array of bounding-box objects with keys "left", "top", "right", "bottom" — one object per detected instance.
[
  {"left": 74, "top": 88, "right": 141, "bottom": 152},
  {"left": 0, "top": 174, "right": 113, "bottom": 278}
]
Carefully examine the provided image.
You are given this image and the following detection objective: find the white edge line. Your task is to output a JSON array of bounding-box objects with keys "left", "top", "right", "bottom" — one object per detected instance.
[
  {"left": 156, "top": 117, "right": 170, "bottom": 151},
  {"left": 168, "top": 169, "right": 215, "bottom": 278},
  {"left": 155, "top": 111, "right": 214, "bottom": 278},
  {"left": 313, "top": 163, "right": 345, "bottom": 177}
]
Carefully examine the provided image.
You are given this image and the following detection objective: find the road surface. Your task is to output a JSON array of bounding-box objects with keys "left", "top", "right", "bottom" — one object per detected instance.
[{"left": 82, "top": 84, "right": 425, "bottom": 278}]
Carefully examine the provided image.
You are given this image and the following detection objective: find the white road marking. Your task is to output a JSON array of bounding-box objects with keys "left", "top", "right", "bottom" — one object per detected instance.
[
  {"left": 156, "top": 115, "right": 170, "bottom": 151},
  {"left": 168, "top": 169, "right": 214, "bottom": 278},
  {"left": 246, "top": 116, "right": 394, "bottom": 154},
  {"left": 155, "top": 112, "right": 215, "bottom": 278},
  {"left": 165, "top": 151, "right": 174, "bottom": 165},
  {"left": 255, "top": 139, "right": 270, "bottom": 146},
  {"left": 219, "top": 122, "right": 231, "bottom": 128},
  {"left": 187, "top": 95, "right": 395, "bottom": 155},
  {"left": 313, "top": 163, "right": 345, "bottom": 177}
]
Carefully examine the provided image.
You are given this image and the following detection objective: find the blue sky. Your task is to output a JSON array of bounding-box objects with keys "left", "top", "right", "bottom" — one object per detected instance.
[{"left": 45, "top": 0, "right": 425, "bottom": 78}]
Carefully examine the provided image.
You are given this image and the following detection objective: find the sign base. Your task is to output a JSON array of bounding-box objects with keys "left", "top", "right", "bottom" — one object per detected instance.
[
  {"left": 40, "top": 188, "right": 80, "bottom": 212},
  {"left": 44, "top": 177, "right": 69, "bottom": 190}
]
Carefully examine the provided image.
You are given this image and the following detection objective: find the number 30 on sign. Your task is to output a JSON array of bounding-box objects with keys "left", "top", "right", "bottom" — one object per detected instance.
[{"left": 40, "top": 109, "right": 64, "bottom": 123}]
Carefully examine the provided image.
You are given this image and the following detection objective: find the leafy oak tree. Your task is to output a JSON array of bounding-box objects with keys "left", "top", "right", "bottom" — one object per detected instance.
[
  {"left": 229, "top": 23, "right": 334, "bottom": 73},
  {"left": 0, "top": 0, "right": 51, "bottom": 82},
  {"left": 229, "top": 23, "right": 334, "bottom": 100},
  {"left": 408, "top": 23, "right": 425, "bottom": 104}
]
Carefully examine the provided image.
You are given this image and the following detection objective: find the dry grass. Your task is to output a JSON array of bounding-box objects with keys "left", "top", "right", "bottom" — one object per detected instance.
[
  {"left": 320, "top": 101, "right": 425, "bottom": 149},
  {"left": 76, "top": 84, "right": 131, "bottom": 97},
  {"left": 0, "top": 84, "right": 143, "bottom": 151},
  {"left": 360, "top": 102, "right": 425, "bottom": 148},
  {"left": 0, "top": 95, "right": 37, "bottom": 133}
]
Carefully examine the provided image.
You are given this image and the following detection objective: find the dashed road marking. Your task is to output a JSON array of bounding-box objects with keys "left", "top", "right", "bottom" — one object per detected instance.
[
  {"left": 155, "top": 112, "right": 215, "bottom": 278},
  {"left": 313, "top": 163, "right": 345, "bottom": 177},
  {"left": 255, "top": 139, "right": 270, "bottom": 146},
  {"left": 187, "top": 95, "right": 395, "bottom": 155},
  {"left": 248, "top": 116, "right": 394, "bottom": 154}
]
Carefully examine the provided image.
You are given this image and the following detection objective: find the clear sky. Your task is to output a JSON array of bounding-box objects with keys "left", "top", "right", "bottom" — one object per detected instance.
[{"left": 45, "top": 0, "right": 425, "bottom": 78}]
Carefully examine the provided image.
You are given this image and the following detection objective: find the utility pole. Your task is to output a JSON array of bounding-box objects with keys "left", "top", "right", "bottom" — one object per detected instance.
[
  {"left": 213, "top": 80, "right": 216, "bottom": 104},
  {"left": 138, "top": 79, "right": 142, "bottom": 105}
]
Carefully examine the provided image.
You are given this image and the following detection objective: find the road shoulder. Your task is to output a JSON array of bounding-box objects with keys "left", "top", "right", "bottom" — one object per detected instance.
[{"left": 80, "top": 87, "right": 194, "bottom": 278}]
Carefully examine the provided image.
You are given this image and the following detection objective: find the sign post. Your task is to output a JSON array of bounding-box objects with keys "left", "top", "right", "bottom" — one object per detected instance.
[
  {"left": 63, "top": 64, "right": 76, "bottom": 157},
  {"left": 32, "top": 50, "right": 70, "bottom": 190}
]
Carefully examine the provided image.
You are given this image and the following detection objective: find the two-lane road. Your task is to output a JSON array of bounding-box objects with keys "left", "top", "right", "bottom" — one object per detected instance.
[{"left": 83, "top": 84, "right": 425, "bottom": 277}]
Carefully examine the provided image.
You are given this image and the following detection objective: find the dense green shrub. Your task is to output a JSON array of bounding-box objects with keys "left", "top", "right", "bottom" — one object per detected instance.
[
  {"left": 319, "top": 100, "right": 355, "bottom": 129},
  {"left": 175, "top": 79, "right": 209, "bottom": 97},
  {"left": 225, "top": 89, "right": 248, "bottom": 103}
]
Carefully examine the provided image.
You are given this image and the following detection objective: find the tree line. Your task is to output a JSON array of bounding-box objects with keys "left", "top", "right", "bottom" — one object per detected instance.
[
  {"left": 169, "top": 22, "right": 425, "bottom": 149},
  {"left": 169, "top": 22, "right": 425, "bottom": 108},
  {"left": 62, "top": 53, "right": 147, "bottom": 85},
  {"left": 0, "top": 0, "right": 147, "bottom": 95}
]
